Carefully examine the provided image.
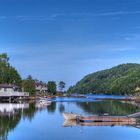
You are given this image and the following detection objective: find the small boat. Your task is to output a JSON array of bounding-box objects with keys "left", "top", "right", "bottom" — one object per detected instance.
[
  {"left": 38, "top": 97, "right": 51, "bottom": 106},
  {"left": 63, "top": 120, "right": 77, "bottom": 127},
  {"left": 39, "top": 100, "right": 51, "bottom": 105},
  {"left": 62, "top": 120, "right": 136, "bottom": 127},
  {"left": 63, "top": 112, "right": 81, "bottom": 120},
  {"left": 79, "top": 121, "right": 136, "bottom": 126},
  {"left": 79, "top": 115, "right": 136, "bottom": 122}
]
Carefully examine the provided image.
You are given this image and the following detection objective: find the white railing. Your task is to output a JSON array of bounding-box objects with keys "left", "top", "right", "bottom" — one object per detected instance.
[{"left": 0, "top": 91, "right": 29, "bottom": 97}]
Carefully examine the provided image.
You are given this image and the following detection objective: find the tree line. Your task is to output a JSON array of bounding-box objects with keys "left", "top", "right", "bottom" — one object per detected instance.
[
  {"left": 68, "top": 63, "right": 140, "bottom": 95},
  {"left": 0, "top": 53, "right": 66, "bottom": 96},
  {"left": 22, "top": 75, "right": 66, "bottom": 95}
]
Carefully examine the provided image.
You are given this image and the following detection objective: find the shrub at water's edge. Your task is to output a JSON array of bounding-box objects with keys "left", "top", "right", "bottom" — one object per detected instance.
[{"left": 68, "top": 63, "right": 140, "bottom": 95}]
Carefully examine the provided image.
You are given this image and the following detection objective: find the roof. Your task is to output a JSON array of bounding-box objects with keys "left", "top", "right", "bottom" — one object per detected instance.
[
  {"left": 0, "top": 84, "right": 19, "bottom": 89},
  {"left": 35, "top": 81, "right": 47, "bottom": 87}
]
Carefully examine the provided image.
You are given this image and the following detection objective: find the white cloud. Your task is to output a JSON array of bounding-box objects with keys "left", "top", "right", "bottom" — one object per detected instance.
[
  {"left": 0, "top": 10, "right": 140, "bottom": 21},
  {"left": 124, "top": 34, "right": 140, "bottom": 41}
]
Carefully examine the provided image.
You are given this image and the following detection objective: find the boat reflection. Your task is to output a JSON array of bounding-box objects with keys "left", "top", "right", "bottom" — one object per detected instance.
[{"left": 63, "top": 120, "right": 136, "bottom": 127}]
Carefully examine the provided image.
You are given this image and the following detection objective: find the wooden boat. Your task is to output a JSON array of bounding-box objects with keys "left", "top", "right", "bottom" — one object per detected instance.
[
  {"left": 63, "top": 112, "right": 81, "bottom": 120},
  {"left": 63, "top": 120, "right": 77, "bottom": 127},
  {"left": 79, "top": 115, "right": 136, "bottom": 122},
  {"left": 79, "top": 121, "right": 136, "bottom": 126},
  {"left": 63, "top": 113, "right": 136, "bottom": 122},
  {"left": 63, "top": 120, "right": 136, "bottom": 127}
]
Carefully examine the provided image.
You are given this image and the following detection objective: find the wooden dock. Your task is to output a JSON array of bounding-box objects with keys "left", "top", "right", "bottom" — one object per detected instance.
[
  {"left": 0, "top": 91, "right": 29, "bottom": 102},
  {"left": 0, "top": 91, "right": 29, "bottom": 97}
]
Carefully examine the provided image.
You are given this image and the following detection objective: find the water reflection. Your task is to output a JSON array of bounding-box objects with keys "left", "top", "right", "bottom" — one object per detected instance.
[
  {"left": 22, "top": 103, "right": 36, "bottom": 121},
  {"left": 0, "top": 100, "right": 140, "bottom": 140},
  {"left": 76, "top": 101, "right": 140, "bottom": 116},
  {"left": 63, "top": 120, "right": 136, "bottom": 127},
  {"left": 0, "top": 102, "right": 51, "bottom": 140},
  {"left": 58, "top": 103, "right": 65, "bottom": 113},
  {"left": 0, "top": 103, "right": 27, "bottom": 140},
  {"left": 47, "top": 102, "right": 56, "bottom": 113}
]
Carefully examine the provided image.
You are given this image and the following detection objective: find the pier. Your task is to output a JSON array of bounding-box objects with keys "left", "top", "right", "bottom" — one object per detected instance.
[{"left": 0, "top": 91, "right": 29, "bottom": 102}]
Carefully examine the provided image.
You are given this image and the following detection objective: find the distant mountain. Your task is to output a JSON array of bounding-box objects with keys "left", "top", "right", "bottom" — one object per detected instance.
[{"left": 68, "top": 63, "right": 140, "bottom": 95}]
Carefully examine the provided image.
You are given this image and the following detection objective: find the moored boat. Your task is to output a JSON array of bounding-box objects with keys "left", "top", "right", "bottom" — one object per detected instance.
[
  {"left": 63, "top": 112, "right": 81, "bottom": 120},
  {"left": 62, "top": 120, "right": 136, "bottom": 127},
  {"left": 37, "top": 97, "right": 52, "bottom": 106},
  {"left": 62, "top": 113, "right": 136, "bottom": 123},
  {"left": 79, "top": 115, "right": 136, "bottom": 122}
]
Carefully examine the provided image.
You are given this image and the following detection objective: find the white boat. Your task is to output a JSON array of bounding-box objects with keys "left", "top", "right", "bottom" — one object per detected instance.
[
  {"left": 63, "top": 112, "right": 81, "bottom": 120},
  {"left": 39, "top": 100, "right": 51, "bottom": 105},
  {"left": 38, "top": 97, "right": 51, "bottom": 106}
]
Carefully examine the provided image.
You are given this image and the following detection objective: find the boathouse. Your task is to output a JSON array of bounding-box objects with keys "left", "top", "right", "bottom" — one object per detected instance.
[
  {"left": 0, "top": 84, "right": 29, "bottom": 101},
  {"left": 0, "top": 84, "right": 20, "bottom": 92}
]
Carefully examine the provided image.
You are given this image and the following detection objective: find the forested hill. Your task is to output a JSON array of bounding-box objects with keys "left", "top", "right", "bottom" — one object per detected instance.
[{"left": 69, "top": 63, "right": 140, "bottom": 95}]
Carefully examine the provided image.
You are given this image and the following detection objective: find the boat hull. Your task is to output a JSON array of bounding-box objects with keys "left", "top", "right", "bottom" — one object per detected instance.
[
  {"left": 62, "top": 113, "right": 136, "bottom": 123},
  {"left": 79, "top": 115, "right": 136, "bottom": 122},
  {"left": 63, "top": 113, "right": 80, "bottom": 120}
]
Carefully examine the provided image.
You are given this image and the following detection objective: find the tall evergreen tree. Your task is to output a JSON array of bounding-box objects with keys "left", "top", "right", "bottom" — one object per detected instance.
[
  {"left": 22, "top": 75, "right": 36, "bottom": 95},
  {"left": 58, "top": 81, "right": 65, "bottom": 92},
  {"left": 47, "top": 81, "right": 56, "bottom": 95}
]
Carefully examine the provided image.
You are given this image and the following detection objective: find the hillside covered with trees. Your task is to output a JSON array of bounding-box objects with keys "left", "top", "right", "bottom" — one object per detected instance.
[{"left": 69, "top": 63, "right": 140, "bottom": 95}]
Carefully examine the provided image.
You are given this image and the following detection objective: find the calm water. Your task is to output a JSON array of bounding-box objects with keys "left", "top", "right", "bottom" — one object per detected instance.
[{"left": 1, "top": 97, "right": 140, "bottom": 140}]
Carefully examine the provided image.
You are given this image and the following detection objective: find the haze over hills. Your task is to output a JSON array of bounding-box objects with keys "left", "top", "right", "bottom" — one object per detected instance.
[{"left": 69, "top": 63, "right": 140, "bottom": 95}]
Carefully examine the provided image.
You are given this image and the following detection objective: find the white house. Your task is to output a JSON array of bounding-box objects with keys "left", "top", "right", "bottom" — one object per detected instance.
[
  {"left": 35, "top": 81, "right": 48, "bottom": 93},
  {"left": 0, "top": 84, "right": 29, "bottom": 97},
  {"left": 0, "top": 84, "right": 20, "bottom": 92}
]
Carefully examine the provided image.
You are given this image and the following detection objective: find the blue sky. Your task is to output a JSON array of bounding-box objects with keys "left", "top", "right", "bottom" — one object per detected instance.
[{"left": 0, "top": 0, "right": 140, "bottom": 88}]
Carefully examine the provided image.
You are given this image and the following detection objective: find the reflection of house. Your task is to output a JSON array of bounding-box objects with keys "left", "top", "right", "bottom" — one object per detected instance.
[
  {"left": 0, "top": 84, "right": 20, "bottom": 92},
  {"left": 0, "top": 103, "right": 29, "bottom": 116},
  {"left": 35, "top": 81, "right": 48, "bottom": 93}
]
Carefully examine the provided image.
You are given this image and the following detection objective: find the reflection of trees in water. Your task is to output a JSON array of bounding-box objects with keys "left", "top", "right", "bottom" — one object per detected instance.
[
  {"left": 0, "top": 102, "right": 57, "bottom": 139},
  {"left": 47, "top": 102, "right": 56, "bottom": 113},
  {"left": 58, "top": 103, "right": 65, "bottom": 113},
  {"left": 76, "top": 101, "right": 140, "bottom": 116},
  {"left": 22, "top": 103, "right": 36, "bottom": 121},
  {"left": 0, "top": 103, "right": 37, "bottom": 140},
  {"left": 0, "top": 111, "right": 21, "bottom": 140}
]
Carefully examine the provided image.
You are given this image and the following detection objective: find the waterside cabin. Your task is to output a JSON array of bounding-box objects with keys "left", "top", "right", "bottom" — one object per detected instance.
[
  {"left": 0, "top": 84, "right": 20, "bottom": 92},
  {"left": 0, "top": 84, "right": 29, "bottom": 101},
  {"left": 35, "top": 81, "right": 48, "bottom": 93}
]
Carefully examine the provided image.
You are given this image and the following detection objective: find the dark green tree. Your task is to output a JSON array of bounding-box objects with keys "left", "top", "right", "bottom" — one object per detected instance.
[
  {"left": 22, "top": 75, "right": 36, "bottom": 95},
  {"left": 58, "top": 81, "right": 65, "bottom": 92},
  {"left": 67, "top": 86, "right": 74, "bottom": 95},
  {"left": 0, "top": 53, "right": 9, "bottom": 64},
  {"left": 47, "top": 81, "right": 56, "bottom": 95},
  {"left": 0, "top": 53, "right": 22, "bottom": 86}
]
